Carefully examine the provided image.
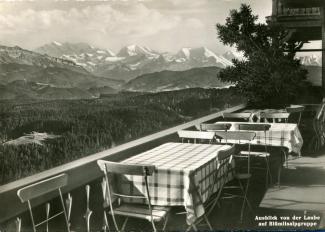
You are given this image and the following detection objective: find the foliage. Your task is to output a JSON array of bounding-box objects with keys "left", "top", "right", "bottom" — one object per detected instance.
[
  {"left": 216, "top": 4, "right": 308, "bottom": 108},
  {"left": 0, "top": 88, "right": 242, "bottom": 185}
]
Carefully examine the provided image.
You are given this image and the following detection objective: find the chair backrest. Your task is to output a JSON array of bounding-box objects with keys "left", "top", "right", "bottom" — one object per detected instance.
[
  {"left": 214, "top": 131, "right": 256, "bottom": 142},
  {"left": 17, "top": 174, "right": 68, "bottom": 202},
  {"left": 200, "top": 123, "right": 232, "bottom": 131},
  {"left": 217, "top": 144, "right": 236, "bottom": 162},
  {"left": 238, "top": 123, "right": 271, "bottom": 132},
  {"left": 261, "top": 112, "right": 290, "bottom": 123},
  {"left": 97, "top": 160, "right": 155, "bottom": 176},
  {"left": 97, "top": 160, "right": 156, "bottom": 231},
  {"left": 223, "top": 112, "right": 252, "bottom": 122},
  {"left": 177, "top": 130, "right": 215, "bottom": 143},
  {"left": 286, "top": 105, "right": 305, "bottom": 125},
  {"left": 17, "top": 174, "right": 70, "bottom": 232},
  {"left": 286, "top": 105, "right": 305, "bottom": 113}
]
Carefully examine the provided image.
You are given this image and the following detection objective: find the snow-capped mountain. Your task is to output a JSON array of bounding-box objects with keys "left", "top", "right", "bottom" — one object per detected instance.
[
  {"left": 36, "top": 41, "right": 115, "bottom": 58},
  {"left": 0, "top": 44, "right": 122, "bottom": 96},
  {"left": 117, "top": 45, "right": 159, "bottom": 58},
  {"left": 35, "top": 42, "right": 116, "bottom": 71},
  {"left": 34, "top": 42, "right": 237, "bottom": 81},
  {"left": 297, "top": 54, "right": 321, "bottom": 66},
  {"left": 0, "top": 45, "right": 86, "bottom": 73},
  {"left": 175, "top": 47, "right": 233, "bottom": 67},
  {"left": 223, "top": 50, "right": 245, "bottom": 62}
]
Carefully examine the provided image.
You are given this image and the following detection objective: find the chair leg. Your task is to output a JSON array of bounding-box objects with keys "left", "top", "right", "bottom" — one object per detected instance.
[
  {"left": 264, "top": 159, "right": 269, "bottom": 189},
  {"left": 121, "top": 217, "right": 129, "bottom": 232},
  {"left": 239, "top": 180, "right": 246, "bottom": 223},
  {"left": 149, "top": 215, "right": 157, "bottom": 232},
  {"left": 162, "top": 213, "right": 170, "bottom": 231},
  {"left": 186, "top": 224, "right": 197, "bottom": 232},
  {"left": 277, "top": 165, "right": 282, "bottom": 188},
  {"left": 282, "top": 148, "right": 288, "bottom": 168},
  {"left": 239, "top": 178, "right": 252, "bottom": 223},
  {"left": 192, "top": 224, "right": 198, "bottom": 231},
  {"left": 265, "top": 157, "right": 272, "bottom": 188},
  {"left": 202, "top": 214, "right": 213, "bottom": 230}
]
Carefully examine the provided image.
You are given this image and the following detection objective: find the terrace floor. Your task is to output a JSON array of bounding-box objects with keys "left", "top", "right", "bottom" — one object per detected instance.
[{"left": 259, "top": 151, "right": 325, "bottom": 229}]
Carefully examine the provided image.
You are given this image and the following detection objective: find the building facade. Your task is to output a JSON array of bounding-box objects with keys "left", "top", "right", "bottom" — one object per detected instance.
[{"left": 269, "top": 0, "right": 325, "bottom": 92}]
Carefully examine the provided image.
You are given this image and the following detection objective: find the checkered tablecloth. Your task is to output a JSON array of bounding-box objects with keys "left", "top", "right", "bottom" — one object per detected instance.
[
  {"left": 119, "top": 142, "right": 232, "bottom": 224},
  {"left": 214, "top": 121, "right": 303, "bottom": 154}
]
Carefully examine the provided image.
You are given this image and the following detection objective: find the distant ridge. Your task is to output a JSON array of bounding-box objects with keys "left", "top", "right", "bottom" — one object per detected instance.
[{"left": 123, "top": 66, "right": 229, "bottom": 92}]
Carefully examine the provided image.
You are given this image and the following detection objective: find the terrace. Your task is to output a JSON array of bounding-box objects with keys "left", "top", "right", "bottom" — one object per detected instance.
[{"left": 1, "top": 101, "right": 325, "bottom": 231}]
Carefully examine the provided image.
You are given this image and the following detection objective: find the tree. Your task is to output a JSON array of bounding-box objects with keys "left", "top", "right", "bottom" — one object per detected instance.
[{"left": 216, "top": 4, "right": 308, "bottom": 108}]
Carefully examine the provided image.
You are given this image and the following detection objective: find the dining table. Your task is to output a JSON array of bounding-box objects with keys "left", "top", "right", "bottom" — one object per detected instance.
[
  {"left": 242, "top": 106, "right": 304, "bottom": 123},
  {"left": 213, "top": 121, "right": 303, "bottom": 156},
  {"left": 117, "top": 142, "right": 233, "bottom": 225}
]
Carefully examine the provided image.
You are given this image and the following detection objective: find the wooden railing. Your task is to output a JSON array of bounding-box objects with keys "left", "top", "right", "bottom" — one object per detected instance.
[
  {"left": 0, "top": 104, "right": 246, "bottom": 227},
  {"left": 277, "top": 6, "right": 320, "bottom": 16}
]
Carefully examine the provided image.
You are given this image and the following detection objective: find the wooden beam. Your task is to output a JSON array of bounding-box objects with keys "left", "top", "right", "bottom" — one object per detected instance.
[
  {"left": 294, "top": 48, "right": 324, "bottom": 52},
  {"left": 320, "top": 6, "right": 325, "bottom": 96},
  {"left": 281, "top": 0, "right": 324, "bottom": 7}
]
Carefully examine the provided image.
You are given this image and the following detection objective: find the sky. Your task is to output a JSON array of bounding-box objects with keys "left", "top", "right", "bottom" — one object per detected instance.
[{"left": 0, "top": 0, "right": 317, "bottom": 54}]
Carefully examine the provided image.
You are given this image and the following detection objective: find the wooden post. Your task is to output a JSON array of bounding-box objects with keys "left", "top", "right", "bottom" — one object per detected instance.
[
  {"left": 322, "top": 6, "right": 325, "bottom": 96},
  {"left": 272, "top": 0, "right": 279, "bottom": 16}
]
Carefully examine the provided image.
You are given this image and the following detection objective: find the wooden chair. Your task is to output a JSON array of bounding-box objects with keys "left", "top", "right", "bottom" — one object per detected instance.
[
  {"left": 260, "top": 112, "right": 290, "bottom": 123},
  {"left": 181, "top": 145, "right": 236, "bottom": 231},
  {"left": 214, "top": 131, "right": 255, "bottom": 222},
  {"left": 97, "top": 160, "right": 170, "bottom": 232},
  {"left": 177, "top": 130, "right": 215, "bottom": 143},
  {"left": 17, "top": 174, "right": 71, "bottom": 232},
  {"left": 238, "top": 124, "right": 272, "bottom": 188},
  {"left": 222, "top": 113, "right": 252, "bottom": 122},
  {"left": 286, "top": 105, "right": 305, "bottom": 126},
  {"left": 199, "top": 123, "right": 232, "bottom": 131}
]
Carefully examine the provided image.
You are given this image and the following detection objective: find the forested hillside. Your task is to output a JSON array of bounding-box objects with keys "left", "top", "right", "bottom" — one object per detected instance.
[{"left": 0, "top": 88, "right": 243, "bottom": 184}]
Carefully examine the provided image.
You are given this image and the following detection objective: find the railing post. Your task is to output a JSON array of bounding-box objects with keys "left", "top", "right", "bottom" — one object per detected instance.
[
  {"left": 65, "top": 193, "right": 72, "bottom": 228},
  {"left": 15, "top": 217, "right": 21, "bottom": 232},
  {"left": 272, "top": 0, "right": 279, "bottom": 16},
  {"left": 84, "top": 185, "right": 92, "bottom": 232},
  {"left": 321, "top": 6, "right": 325, "bottom": 95},
  {"left": 46, "top": 203, "right": 50, "bottom": 232}
]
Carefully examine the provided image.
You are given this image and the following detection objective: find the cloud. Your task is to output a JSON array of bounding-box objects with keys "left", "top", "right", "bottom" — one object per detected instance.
[{"left": 0, "top": 2, "right": 203, "bottom": 50}]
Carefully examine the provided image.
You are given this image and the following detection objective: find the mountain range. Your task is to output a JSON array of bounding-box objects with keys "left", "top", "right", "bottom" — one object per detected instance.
[
  {"left": 0, "top": 42, "right": 322, "bottom": 100},
  {"left": 35, "top": 42, "right": 238, "bottom": 81},
  {"left": 123, "top": 67, "right": 230, "bottom": 92},
  {"left": 0, "top": 44, "right": 123, "bottom": 99}
]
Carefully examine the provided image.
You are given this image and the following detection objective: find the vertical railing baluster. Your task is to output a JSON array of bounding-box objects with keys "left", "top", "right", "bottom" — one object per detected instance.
[
  {"left": 101, "top": 177, "right": 109, "bottom": 208},
  {"left": 103, "top": 211, "right": 110, "bottom": 232},
  {"left": 101, "top": 178, "right": 110, "bottom": 231},
  {"left": 84, "top": 185, "right": 92, "bottom": 232},
  {"left": 65, "top": 193, "right": 72, "bottom": 228},
  {"left": 46, "top": 203, "right": 50, "bottom": 232},
  {"left": 101, "top": 178, "right": 107, "bottom": 202},
  {"left": 15, "top": 217, "right": 21, "bottom": 232}
]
